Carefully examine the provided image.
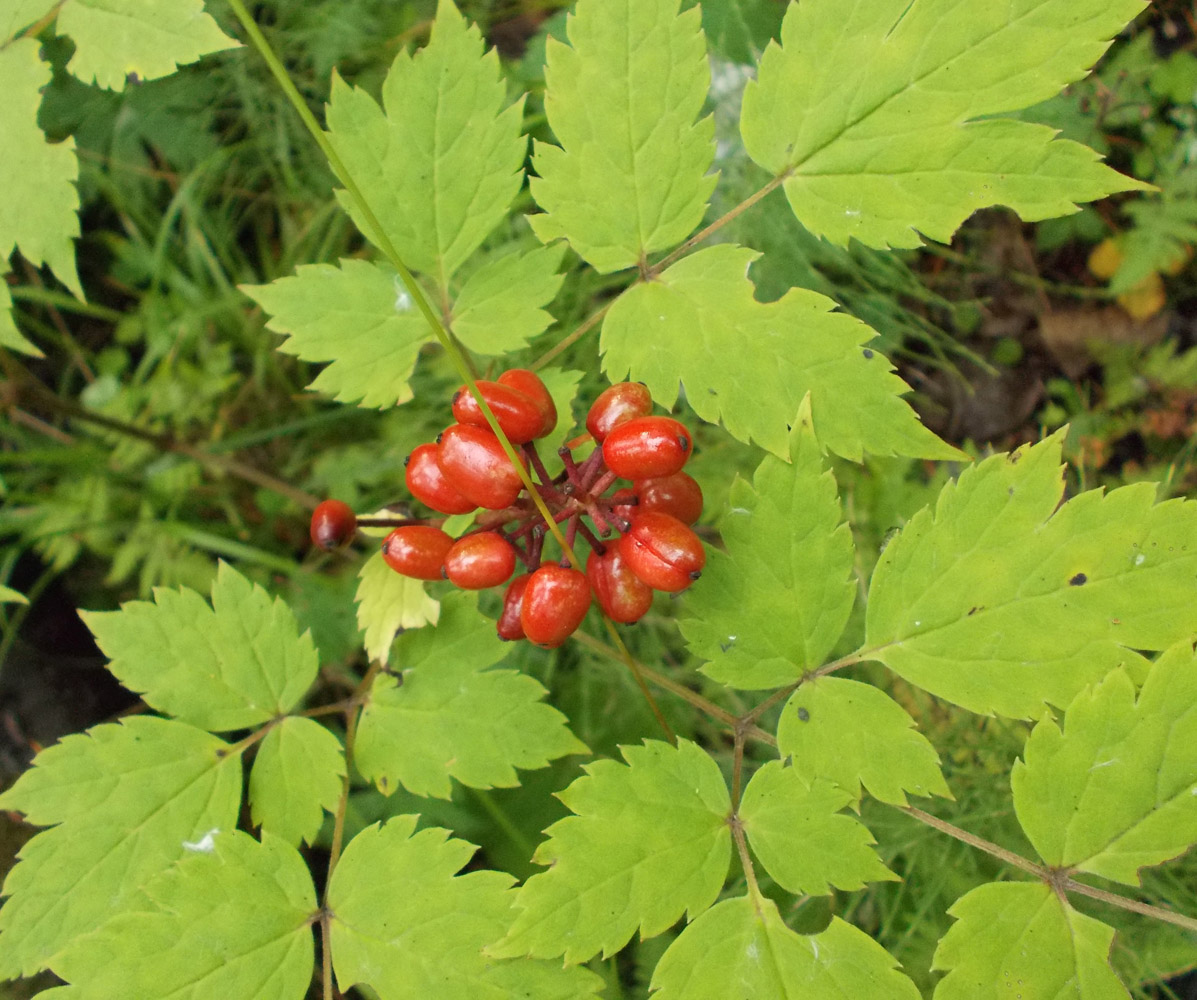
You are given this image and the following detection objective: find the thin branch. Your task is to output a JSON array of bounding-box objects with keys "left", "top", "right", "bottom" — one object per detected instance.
[
  {"left": 1063, "top": 877, "right": 1197, "bottom": 934},
  {"left": 901, "top": 805, "right": 1048, "bottom": 878}
]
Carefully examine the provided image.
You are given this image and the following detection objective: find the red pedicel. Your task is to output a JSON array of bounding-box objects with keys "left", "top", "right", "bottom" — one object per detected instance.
[
  {"left": 381, "top": 525, "right": 454, "bottom": 581},
  {"left": 586, "top": 547, "right": 653, "bottom": 624},
  {"left": 310, "top": 499, "right": 357, "bottom": 550},
  {"left": 619, "top": 511, "right": 705, "bottom": 592},
  {"left": 585, "top": 382, "right": 652, "bottom": 442},
  {"left": 602, "top": 416, "right": 693, "bottom": 480},
  {"left": 521, "top": 564, "right": 592, "bottom": 648},
  {"left": 451, "top": 380, "right": 546, "bottom": 444},
  {"left": 405, "top": 443, "right": 477, "bottom": 515},
  {"left": 443, "top": 531, "right": 517, "bottom": 590},
  {"left": 437, "top": 423, "right": 524, "bottom": 510}
]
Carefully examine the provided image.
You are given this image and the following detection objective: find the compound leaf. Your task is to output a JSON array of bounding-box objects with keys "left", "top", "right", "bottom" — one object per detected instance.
[
  {"left": 56, "top": 832, "right": 314, "bottom": 999},
  {"left": 1012, "top": 644, "right": 1197, "bottom": 885},
  {"left": 651, "top": 895, "right": 921, "bottom": 1000},
  {"left": 242, "top": 260, "right": 430, "bottom": 409},
  {"left": 81, "top": 561, "right": 318, "bottom": 732},
  {"left": 739, "top": 760, "right": 894, "bottom": 895},
  {"left": 329, "top": 817, "right": 601, "bottom": 1000},
  {"left": 355, "top": 550, "right": 439, "bottom": 665},
  {"left": 695, "top": 0, "right": 783, "bottom": 64},
  {"left": 866, "top": 432, "right": 1197, "bottom": 718},
  {"left": 932, "top": 882, "right": 1128, "bottom": 1000},
  {"left": 325, "top": 0, "right": 524, "bottom": 287},
  {"left": 601, "top": 244, "right": 961, "bottom": 460},
  {"left": 250, "top": 717, "right": 346, "bottom": 848},
  {"left": 493, "top": 739, "right": 730, "bottom": 964},
  {"left": 741, "top": 0, "right": 1149, "bottom": 249},
  {"left": 0, "top": 717, "right": 242, "bottom": 979},
  {"left": 354, "top": 592, "right": 585, "bottom": 799},
  {"left": 451, "top": 243, "right": 567, "bottom": 355},
  {"left": 529, "top": 0, "right": 715, "bottom": 272},
  {"left": 776, "top": 677, "right": 951, "bottom": 807},
  {"left": 682, "top": 401, "right": 855, "bottom": 688}
]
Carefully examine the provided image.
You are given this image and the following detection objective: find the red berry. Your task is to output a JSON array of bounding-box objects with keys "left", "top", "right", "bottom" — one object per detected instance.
[
  {"left": 310, "top": 500, "right": 357, "bottom": 550},
  {"left": 619, "top": 512, "right": 705, "bottom": 592},
  {"left": 497, "top": 369, "right": 556, "bottom": 438},
  {"left": 602, "top": 416, "right": 692, "bottom": 480},
  {"left": 451, "top": 380, "right": 546, "bottom": 444},
  {"left": 609, "top": 487, "right": 638, "bottom": 527},
  {"left": 586, "top": 548, "right": 653, "bottom": 624},
  {"left": 497, "top": 573, "right": 532, "bottom": 640},
  {"left": 405, "top": 443, "right": 477, "bottom": 515},
  {"left": 437, "top": 424, "right": 525, "bottom": 510},
  {"left": 521, "top": 564, "right": 592, "bottom": 648},
  {"left": 381, "top": 525, "right": 454, "bottom": 580},
  {"left": 443, "top": 531, "right": 517, "bottom": 590},
  {"left": 586, "top": 382, "right": 652, "bottom": 442},
  {"left": 634, "top": 472, "right": 704, "bottom": 525}
]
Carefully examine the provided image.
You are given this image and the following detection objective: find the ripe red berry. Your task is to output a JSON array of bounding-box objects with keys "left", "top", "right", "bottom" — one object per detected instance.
[
  {"left": 521, "top": 564, "right": 592, "bottom": 648},
  {"left": 310, "top": 499, "right": 357, "bottom": 550},
  {"left": 497, "top": 573, "right": 532, "bottom": 641},
  {"left": 586, "top": 382, "right": 652, "bottom": 442},
  {"left": 451, "top": 380, "right": 546, "bottom": 444},
  {"left": 602, "top": 416, "right": 693, "bottom": 480},
  {"left": 497, "top": 369, "right": 556, "bottom": 438},
  {"left": 586, "top": 547, "right": 653, "bottom": 624},
  {"left": 437, "top": 423, "right": 525, "bottom": 510},
  {"left": 381, "top": 525, "right": 454, "bottom": 580},
  {"left": 619, "top": 512, "right": 705, "bottom": 592},
  {"left": 443, "top": 531, "right": 517, "bottom": 590},
  {"left": 405, "top": 443, "right": 477, "bottom": 515},
  {"left": 634, "top": 472, "right": 704, "bottom": 525}
]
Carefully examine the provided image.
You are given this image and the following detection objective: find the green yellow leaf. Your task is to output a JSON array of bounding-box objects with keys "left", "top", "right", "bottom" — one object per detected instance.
[
  {"left": 866, "top": 432, "right": 1197, "bottom": 718},
  {"left": 932, "top": 882, "right": 1129, "bottom": 1000},
  {"left": 81, "top": 561, "right": 318, "bottom": 732},
  {"left": 741, "top": 0, "right": 1149, "bottom": 249},
  {"left": 354, "top": 592, "right": 585, "bottom": 799},
  {"left": 242, "top": 260, "right": 430, "bottom": 409},
  {"left": 776, "top": 677, "right": 951, "bottom": 807},
  {"left": 682, "top": 401, "right": 855, "bottom": 688},
  {"left": 56, "top": 833, "right": 314, "bottom": 999},
  {"left": 0, "top": 717, "right": 242, "bottom": 979},
  {"left": 3, "top": 0, "right": 57, "bottom": 40},
  {"left": 0, "top": 583, "right": 30, "bottom": 605},
  {"left": 329, "top": 817, "right": 601, "bottom": 999},
  {"left": 601, "top": 244, "right": 961, "bottom": 460},
  {"left": 492, "top": 739, "right": 730, "bottom": 964},
  {"left": 0, "top": 278, "right": 43, "bottom": 356},
  {"left": 451, "top": 243, "right": 567, "bottom": 355},
  {"left": 250, "top": 717, "right": 346, "bottom": 848},
  {"left": 355, "top": 550, "right": 439, "bottom": 665},
  {"left": 325, "top": 0, "right": 524, "bottom": 286},
  {"left": 529, "top": 0, "right": 715, "bottom": 272},
  {"left": 1012, "top": 644, "right": 1197, "bottom": 885}
]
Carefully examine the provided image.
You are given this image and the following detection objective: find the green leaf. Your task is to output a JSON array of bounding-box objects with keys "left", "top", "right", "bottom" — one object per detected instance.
[
  {"left": 329, "top": 817, "right": 601, "bottom": 1000},
  {"left": 0, "top": 38, "right": 81, "bottom": 298},
  {"left": 56, "top": 832, "right": 314, "bottom": 999},
  {"left": 693, "top": 0, "right": 783, "bottom": 64},
  {"left": 651, "top": 895, "right": 922, "bottom": 1000},
  {"left": 0, "top": 278, "right": 43, "bottom": 356},
  {"left": 81, "top": 561, "right": 318, "bottom": 732},
  {"left": 492, "top": 739, "right": 730, "bottom": 964},
  {"left": 741, "top": 0, "right": 1149, "bottom": 249},
  {"left": 740, "top": 760, "right": 894, "bottom": 895},
  {"left": 682, "top": 401, "right": 855, "bottom": 688},
  {"left": 529, "top": 0, "right": 715, "bottom": 272},
  {"left": 601, "top": 244, "right": 961, "bottom": 460},
  {"left": 932, "top": 882, "right": 1129, "bottom": 1000},
  {"left": 242, "top": 260, "right": 430, "bottom": 409},
  {"left": 250, "top": 717, "right": 345, "bottom": 848},
  {"left": 325, "top": 0, "right": 525, "bottom": 286},
  {"left": 451, "top": 244, "right": 567, "bottom": 355},
  {"left": 1012, "top": 644, "right": 1197, "bottom": 886},
  {"left": 776, "top": 677, "right": 951, "bottom": 807},
  {"left": 866, "top": 432, "right": 1197, "bottom": 718},
  {"left": 0, "top": 583, "right": 30, "bottom": 605},
  {"left": 3, "top": 0, "right": 57, "bottom": 40},
  {"left": 0, "top": 717, "right": 242, "bottom": 979},
  {"left": 355, "top": 550, "right": 439, "bottom": 665},
  {"left": 354, "top": 592, "right": 585, "bottom": 799}
]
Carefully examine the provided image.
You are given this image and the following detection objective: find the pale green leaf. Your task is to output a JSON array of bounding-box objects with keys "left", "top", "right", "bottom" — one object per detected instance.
[
  {"left": 355, "top": 550, "right": 439, "bottom": 665},
  {"left": 0, "top": 717, "right": 242, "bottom": 979},
  {"left": 492, "top": 739, "right": 730, "bottom": 964},
  {"left": 651, "top": 895, "right": 922, "bottom": 1000},
  {"left": 776, "top": 677, "right": 951, "bottom": 807},
  {"left": 741, "top": 0, "right": 1149, "bottom": 249},
  {"left": 329, "top": 817, "right": 601, "bottom": 1000},
  {"left": 243, "top": 260, "right": 430, "bottom": 409},
  {"left": 81, "top": 561, "right": 318, "bottom": 731},
  {"left": 2, "top": 0, "right": 57, "bottom": 40},
  {"left": 529, "top": 0, "right": 715, "bottom": 272},
  {"left": 1012, "top": 644, "right": 1197, "bottom": 885},
  {"left": 56, "top": 832, "right": 314, "bottom": 999},
  {"left": 601, "top": 244, "right": 962, "bottom": 460},
  {"left": 250, "top": 717, "right": 345, "bottom": 848},
  {"left": 866, "top": 432, "right": 1197, "bottom": 718},
  {"left": 0, "top": 583, "right": 30, "bottom": 605},
  {"left": 451, "top": 243, "right": 567, "bottom": 355},
  {"left": 325, "top": 0, "right": 524, "bottom": 286},
  {"left": 0, "top": 278, "right": 43, "bottom": 356},
  {"left": 682, "top": 401, "right": 855, "bottom": 688},
  {"left": 932, "top": 882, "right": 1129, "bottom": 1000},
  {"left": 0, "top": 38, "right": 81, "bottom": 298},
  {"left": 355, "top": 592, "right": 584, "bottom": 798},
  {"left": 739, "top": 760, "right": 894, "bottom": 895}
]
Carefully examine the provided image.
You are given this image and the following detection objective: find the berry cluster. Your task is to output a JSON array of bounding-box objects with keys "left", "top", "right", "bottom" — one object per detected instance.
[{"left": 310, "top": 372, "right": 705, "bottom": 648}]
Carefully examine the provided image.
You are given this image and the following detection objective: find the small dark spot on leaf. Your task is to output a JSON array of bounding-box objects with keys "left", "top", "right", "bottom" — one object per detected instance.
[
  {"left": 708, "top": 388, "right": 717, "bottom": 395},
  {"left": 1069, "top": 572, "right": 1087, "bottom": 586},
  {"left": 862, "top": 349, "right": 874, "bottom": 359},
  {"left": 968, "top": 606, "right": 981, "bottom": 616},
  {"left": 1008, "top": 487, "right": 1015, "bottom": 496},
  {"left": 1008, "top": 451, "right": 1021, "bottom": 464},
  {"left": 797, "top": 707, "right": 810, "bottom": 722}
]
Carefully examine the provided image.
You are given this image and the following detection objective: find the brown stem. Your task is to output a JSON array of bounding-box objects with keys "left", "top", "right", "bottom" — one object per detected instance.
[
  {"left": 1062, "top": 878, "right": 1197, "bottom": 933},
  {"left": 901, "top": 805, "right": 1048, "bottom": 878}
]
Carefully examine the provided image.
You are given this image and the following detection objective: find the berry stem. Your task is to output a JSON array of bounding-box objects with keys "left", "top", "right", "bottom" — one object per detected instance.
[
  {"left": 574, "top": 518, "right": 606, "bottom": 554},
  {"left": 522, "top": 441, "right": 553, "bottom": 485}
]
